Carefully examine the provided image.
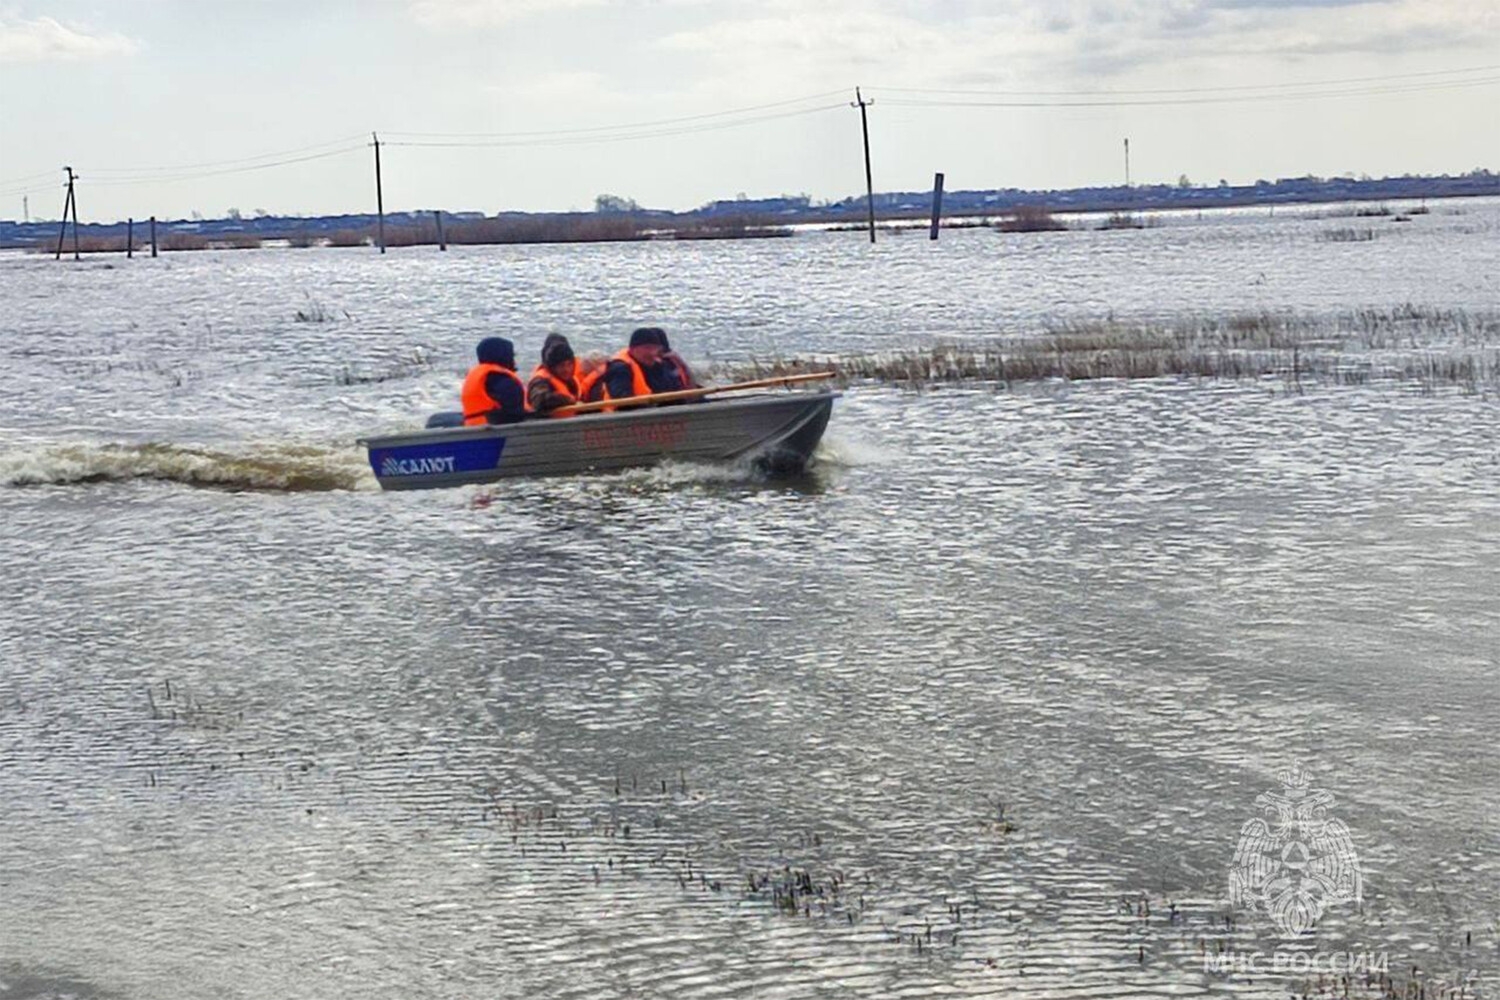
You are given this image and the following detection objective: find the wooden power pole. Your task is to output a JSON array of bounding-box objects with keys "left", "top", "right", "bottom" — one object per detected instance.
[
  {"left": 372, "top": 132, "right": 386, "bottom": 254},
  {"left": 853, "top": 88, "right": 876, "bottom": 244},
  {"left": 55, "top": 167, "right": 79, "bottom": 261},
  {"left": 929, "top": 172, "right": 945, "bottom": 241}
]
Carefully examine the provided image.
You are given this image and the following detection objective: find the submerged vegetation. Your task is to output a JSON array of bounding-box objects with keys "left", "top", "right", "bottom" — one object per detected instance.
[
  {"left": 723, "top": 307, "right": 1500, "bottom": 393},
  {"left": 994, "top": 205, "right": 1068, "bottom": 232},
  {"left": 328, "top": 213, "right": 790, "bottom": 248},
  {"left": 1099, "top": 211, "right": 1147, "bottom": 230},
  {"left": 1317, "top": 227, "right": 1378, "bottom": 243}
]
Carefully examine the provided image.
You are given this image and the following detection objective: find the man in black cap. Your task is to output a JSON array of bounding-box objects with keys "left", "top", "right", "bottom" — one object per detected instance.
[
  {"left": 581, "top": 327, "right": 678, "bottom": 404},
  {"left": 460, "top": 336, "right": 527, "bottom": 425},
  {"left": 527, "top": 333, "right": 582, "bottom": 416}
]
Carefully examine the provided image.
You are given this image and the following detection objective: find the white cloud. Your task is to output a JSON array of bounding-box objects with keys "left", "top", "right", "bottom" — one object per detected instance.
[
  {"left": 409, "top": 0, "right": 607, "bottom": 28},
  {"left": 0, "top": 15, "right": 137, "bottom": 63},
  {"left": 656, "top": 0, "right": 1500, "bottom": 85}
]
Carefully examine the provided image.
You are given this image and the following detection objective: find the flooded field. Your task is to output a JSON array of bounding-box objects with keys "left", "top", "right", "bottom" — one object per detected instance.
[{"left": 2, "top": 201, "right": 1498, "bottom": 999}]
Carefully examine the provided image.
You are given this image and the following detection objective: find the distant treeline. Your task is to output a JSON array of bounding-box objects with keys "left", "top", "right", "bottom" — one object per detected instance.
[{"left": 4, "top": 170, "right": 1495, "bottom": 250}]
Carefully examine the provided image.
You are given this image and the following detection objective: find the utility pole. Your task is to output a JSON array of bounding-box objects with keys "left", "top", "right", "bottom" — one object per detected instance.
[
  {"left": 1124, "top": 138, "right": 1131, "bottom": 190},
  {"left": 55, "top": 166, "right": 79, "bottom": 261},
  {"left": 22, "top": 195, "right": 28, "bottom": 223},
  {"left": 853, "top": 88, "right": 876, "bottom": 244},
  {"left": 372, "top": 131, "right": 386, "bottom": 254},
  {"left": 929, "top": 172, "right": 945, "bottom": 241}
]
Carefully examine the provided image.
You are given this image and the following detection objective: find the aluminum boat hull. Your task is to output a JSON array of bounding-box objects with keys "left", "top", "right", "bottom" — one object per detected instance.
[{"left": 360, "top": 391, "right": 837, "bottom": 490}]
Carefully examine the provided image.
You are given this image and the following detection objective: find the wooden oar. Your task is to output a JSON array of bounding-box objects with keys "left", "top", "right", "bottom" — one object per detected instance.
[{"left": 555, "top": 371, "right": 835, "bottom": 416}]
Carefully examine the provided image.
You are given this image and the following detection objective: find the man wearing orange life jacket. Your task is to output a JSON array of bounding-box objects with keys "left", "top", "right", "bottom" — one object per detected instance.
[
  {"left": 578, "top": 327, "right": 665, "bottom": 408},
  {"left": 527, "top": 333, "right": 582, "bottom": 416},
  {"left": 461, "top": 336, "right": 528, "bottom": 426}
]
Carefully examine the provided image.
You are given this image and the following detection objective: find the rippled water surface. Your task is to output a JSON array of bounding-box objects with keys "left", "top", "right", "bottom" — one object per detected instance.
[{"left": 2, "top": 203, "right": 1499, "bottom": 999}]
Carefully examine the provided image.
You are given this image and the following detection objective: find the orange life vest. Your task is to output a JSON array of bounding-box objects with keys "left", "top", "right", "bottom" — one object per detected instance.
[
  {"left": 461, "top": 363, "right": 527, "bottom": 426},
  {"left": 528, "top": 364, "right": 580, "bottom": 416},
  {"left": 577, "top": 348, "right": 651, "bottom": 411}
]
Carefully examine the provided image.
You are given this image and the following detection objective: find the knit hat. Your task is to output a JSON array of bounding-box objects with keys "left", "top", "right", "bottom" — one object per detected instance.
[
  {"left": 629, "top": 327, "right": 667, "bottom": 348},
  {"left": 541, "top": 333, "right": 575, "bottom": 369},
  {"left": 476, "top": 336, "right": 516, "bottom": 370}
]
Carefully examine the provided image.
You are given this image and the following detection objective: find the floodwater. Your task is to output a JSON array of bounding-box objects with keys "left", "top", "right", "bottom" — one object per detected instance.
[{"left": 2, "top": 200, "right": 1499, "bottom": 1000}]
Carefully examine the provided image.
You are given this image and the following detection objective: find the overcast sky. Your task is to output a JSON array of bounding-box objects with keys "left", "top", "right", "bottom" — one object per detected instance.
[{"left": 1, "top": 0, "right": 1497, "bottom": 222}]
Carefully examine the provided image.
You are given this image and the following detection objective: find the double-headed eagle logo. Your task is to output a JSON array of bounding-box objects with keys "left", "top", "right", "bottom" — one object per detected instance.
[{"left": 1229, "top": 764, "right": 1362, "bottom": 938}]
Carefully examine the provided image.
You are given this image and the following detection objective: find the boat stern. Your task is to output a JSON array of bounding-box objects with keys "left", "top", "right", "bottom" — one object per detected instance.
[{"left": 363, "top": 430, "right": 508, "bottom": 490}]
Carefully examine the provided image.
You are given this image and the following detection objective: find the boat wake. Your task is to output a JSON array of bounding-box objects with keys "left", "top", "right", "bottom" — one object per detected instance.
[
  {"left": 0, "top": 440, "right": 376, "bottom": 493},
  {"left": 0, "top": 431, "right": 867, "bottom": 497},
  {"left": 812, "top": 431, "right": 900, "bottom": 469}
]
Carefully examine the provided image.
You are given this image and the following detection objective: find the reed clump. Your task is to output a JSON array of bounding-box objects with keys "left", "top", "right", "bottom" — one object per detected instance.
[
  {"left": 324, "top": 229, "right": 370, "bottom": 247},
  {"left": 160, "top": 232, "right": 209, "bottom": 251},
  {"left": 1099, "top": 211, "right": 1146, "bottom": 230},
  {"left": 995, "top": 205, "right": 1067, "bottom": 232},
  {"left": 723, "top": 307, "right": 1500, "bottom": 392},
  {"left": 1318, "top": 228, "right": 1377, "bottom": 243},
  {"left": 670, "top": 214, "right": 791, "bottom": 240},
  {"left": 70, "top": 234, "right": 131, "bottom": 253},
  {"left": 380, "top": 215, "right": 647, "bottom": 246},
  {"left": 334, "top": 348, "right": 434, "bottom": 385}
]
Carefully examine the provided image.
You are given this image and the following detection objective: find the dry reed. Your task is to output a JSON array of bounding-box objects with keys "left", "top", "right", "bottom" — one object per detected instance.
[{"left": 720, "top": 307, "right": 1500, "bottom": 393}]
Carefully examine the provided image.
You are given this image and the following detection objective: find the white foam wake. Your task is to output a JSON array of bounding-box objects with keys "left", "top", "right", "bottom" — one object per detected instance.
[{"left": 0, "top": 440, "right": 377, "bottom": 492}]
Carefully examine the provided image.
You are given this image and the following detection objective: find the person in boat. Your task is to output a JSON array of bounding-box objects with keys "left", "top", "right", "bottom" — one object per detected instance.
[
  {"left": 579, "top": 327, "right": 682, "bottom": 406},
  {"left": 461, "top": 336, "right": 528, "bottom": 425},
  {"left": 658, "top": 330, "right": 699, "bottom": 391},
  {"left": 527, "top": 333, "right": 582, "bottom": 416}
]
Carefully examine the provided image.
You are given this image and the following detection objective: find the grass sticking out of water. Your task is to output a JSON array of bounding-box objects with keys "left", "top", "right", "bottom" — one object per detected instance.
[
  {"left": 1318, "top": 227, "right": 1378, "bottom": 243},
  {"left": 720, "top": 307, "right": 1500, "bottom": 393},
  {"left": 334, "top": 348, "right": 434, "bottom": 386},
  {"left": 995, "top": 205, "right": 1068, "bottom": 232}
]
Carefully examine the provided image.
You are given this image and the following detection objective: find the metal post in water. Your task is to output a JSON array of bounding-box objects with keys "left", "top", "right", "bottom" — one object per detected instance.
[
  {"left": 150, "top": 215, "right": 158, "bottom": 257},
  {"left": 929, "top": 172, "right": 945, "bottom": 241},
  {"left": 434, "top": 210, "right": 446, "bottom": 251},
  {"left": 127, "top": 217, "right": 134, "bottom": 258}
]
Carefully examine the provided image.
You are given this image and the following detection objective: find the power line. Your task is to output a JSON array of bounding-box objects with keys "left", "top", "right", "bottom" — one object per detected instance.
[
  {"left": 0, "top": 180, "right": 60, "bottom": 200},
  {"left": 875, "top": 61, "right": 1500, "bottom": 98},
  {"left": 84, "top": 144, "right": 367, "bottom": 188},
  {"left": 382, "top": 90, "right": 850, "bottom": 139},
  {"left": 0, "top": 167, "right": 64, "bottom": 187},
  {"left": 81, "top": 133, "right": 370, "bottom": 179}
]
